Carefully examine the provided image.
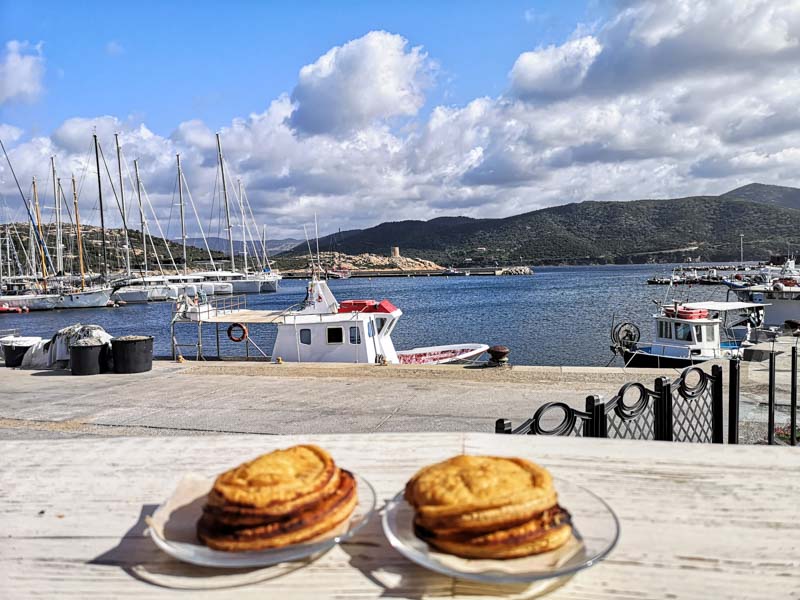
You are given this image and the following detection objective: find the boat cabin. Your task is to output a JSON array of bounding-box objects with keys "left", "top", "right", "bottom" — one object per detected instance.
[
  {"left": 272, "top": 280, "right": 402, "bottom": 363},
  {"left": 649, "top": 301, "right": 764, "bottom": 360}
]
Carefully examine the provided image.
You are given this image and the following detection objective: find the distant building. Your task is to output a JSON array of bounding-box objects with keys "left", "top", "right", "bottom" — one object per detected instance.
[{"left": 391, "top": 246, "right": 400, "bottom": 257}]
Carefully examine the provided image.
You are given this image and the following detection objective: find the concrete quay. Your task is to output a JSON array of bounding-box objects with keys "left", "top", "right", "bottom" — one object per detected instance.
[
  {"left": 0, "top": 358, "right": 780, "bottom": 442},
  {"left": 0, "top": 361, "right": 686, "bottom": 441}
]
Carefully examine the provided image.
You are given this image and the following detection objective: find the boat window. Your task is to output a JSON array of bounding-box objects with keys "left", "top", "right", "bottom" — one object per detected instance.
[
  {"left": 694, "top": 325, "right": 703, "bottom": 342},
  {"left": 299, "top": 329, "right": 311, "bottom": 345},
  {"left": 375, "top": 318, "right": 387, "bottom": 333},
  {"left": 705, "top": 325, "right": 716, "bottom": 342},
  {"left": 675, "top": 323, "right": 693, "bottom": 341},
  {"left": 327, "top": 327, "right": 344, "bottom": 344},
  {"left": 367, "top": 321, "right": 375, "bottom": 337},
  {"left": 658, "top": 321, "right": 672, "bottom": 339},
  {"left": 349, "top": 326, "right": 361, "bottom": 344}
]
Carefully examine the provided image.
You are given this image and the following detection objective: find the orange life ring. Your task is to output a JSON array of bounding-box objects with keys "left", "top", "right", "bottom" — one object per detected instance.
[{"left": 227, "top": 323, "right": 248, "bottom": 342}]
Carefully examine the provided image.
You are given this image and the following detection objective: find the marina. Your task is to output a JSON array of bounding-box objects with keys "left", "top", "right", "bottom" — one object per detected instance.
[
  {"left": 1, "top": 264, "right": 738, "bottom": 366},
  {"left": 4, "top": 3, "right": 800, "bottom": 599}
]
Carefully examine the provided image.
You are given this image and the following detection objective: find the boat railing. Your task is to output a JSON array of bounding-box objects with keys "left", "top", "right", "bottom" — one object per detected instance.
[{"left": 207, "top": 294, "right": 247, "bottom": 317}]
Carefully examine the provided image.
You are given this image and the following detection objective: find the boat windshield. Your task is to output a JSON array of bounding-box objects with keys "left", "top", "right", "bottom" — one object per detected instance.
[{"left": 675, "top": 323, "right": 693, "bottom": 342}]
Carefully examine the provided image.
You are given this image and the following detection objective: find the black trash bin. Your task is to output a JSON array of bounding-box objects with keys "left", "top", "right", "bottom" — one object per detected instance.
[
  {"left": 70, "top": 341, "right": 107, "bottom": 376},
  {"left": 112, "top": 335, "right": 153, "bottom": 374},
  {"left": 2, "top": 337, "right": 42, "bottom": 368}
]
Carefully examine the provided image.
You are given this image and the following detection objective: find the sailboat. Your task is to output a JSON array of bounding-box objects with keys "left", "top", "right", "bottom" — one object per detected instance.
[
  {"left": 196, "top": 133, "right": 281, "bottom": 294},
  {"left": 48, "top": 143, "right": 112, "bottom": 308}
]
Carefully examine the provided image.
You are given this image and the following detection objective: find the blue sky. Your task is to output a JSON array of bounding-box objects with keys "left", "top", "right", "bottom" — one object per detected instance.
[
  {"left": 2, "top": 1, "right": 605, "bottom": 137},
  {"left": 2, "top": 1, "right": 799, "bottom": 237}
]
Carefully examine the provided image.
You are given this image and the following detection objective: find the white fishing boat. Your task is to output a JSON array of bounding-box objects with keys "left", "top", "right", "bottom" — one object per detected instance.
[
  {"left": 725, "top": 277, "right": 800, "bottom": 327},
  {"left": 171, "top": 278, "right": 488, "bottom": 364},
  {"left": 610, "top": 301, "right": 765, "bottom": 368}
]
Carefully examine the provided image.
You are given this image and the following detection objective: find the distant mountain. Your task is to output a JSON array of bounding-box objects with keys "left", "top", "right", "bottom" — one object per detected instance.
[
  {"left": 721, "top": 183, "right": 800, "bottom": 211},
  {"left": 279, "top": 184, "right": 800, "bottom": 265},
  {"left": 185, "top": 236, "right": 301, "bottom": 255}
]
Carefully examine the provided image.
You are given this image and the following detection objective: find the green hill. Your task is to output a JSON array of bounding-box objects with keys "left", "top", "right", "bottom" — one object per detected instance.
[{"left": 282, "top": 185, "right": 800, "bottom": 265}]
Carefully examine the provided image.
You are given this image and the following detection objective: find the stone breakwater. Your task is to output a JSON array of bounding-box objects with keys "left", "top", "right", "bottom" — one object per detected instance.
[{"left": 500, "top": 266, "right": 533, "bottom": 275}]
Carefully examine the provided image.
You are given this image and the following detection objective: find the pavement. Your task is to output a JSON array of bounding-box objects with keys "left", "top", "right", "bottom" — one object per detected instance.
[
  {"left": 0, "top": 361, "right": 679, "bottom": 440},
  {"left": 0, "top": 358, "right": 786, "bottom": 442}
]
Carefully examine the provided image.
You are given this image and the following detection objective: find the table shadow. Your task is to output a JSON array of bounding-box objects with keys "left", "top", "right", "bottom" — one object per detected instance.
[{"left": 89, "top": 503, "right": 319, "bottom": 590}]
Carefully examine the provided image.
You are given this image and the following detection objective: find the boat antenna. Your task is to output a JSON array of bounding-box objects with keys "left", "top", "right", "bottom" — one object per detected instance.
[
  {"left": 314, "top": 212, "right": 322, "bottom": 276},
  {"left": 303, "top": 224, "right": 316, "bottom": 279}
]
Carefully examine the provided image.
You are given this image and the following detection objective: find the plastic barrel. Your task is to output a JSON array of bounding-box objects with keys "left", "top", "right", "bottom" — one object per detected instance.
[
  {"left": 70, "top": 344, "right": 105, "bottom": 376},
  {"left": 112, "top": 335, "right": 154, "bottom": 374},
  {"left": 3, "top": 343, "right": 34, "bottom": 368}
]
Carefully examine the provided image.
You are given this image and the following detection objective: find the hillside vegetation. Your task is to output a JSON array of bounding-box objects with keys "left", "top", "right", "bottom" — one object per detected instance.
[{"left": 282, "top": 184, "right": 800, "bottom": 265}]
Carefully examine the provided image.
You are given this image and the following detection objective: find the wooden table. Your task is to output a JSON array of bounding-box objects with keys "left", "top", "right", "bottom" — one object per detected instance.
[{"left": 2, "top": 433, "right": 799, "bottom": 599}]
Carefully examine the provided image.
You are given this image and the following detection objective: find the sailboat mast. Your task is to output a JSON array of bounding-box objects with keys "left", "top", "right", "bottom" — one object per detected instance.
[
  {"left": 238, "top": 179, "right": 248, "bottom": 273},
  {"left": 27, "top": 222, "right": 34, "bottom": 277},
  {"left": 134, "top": 159, "right": 147, "bottom": 274},
  {"left": 32, "top": 177, "right": 48, "bottom": 290},
  {"left": 215, "top": 133, "right": 235, "bottom": 271},
  {"left": 176, "top": 153, "right": 187, "bottom": 275},
  {"left": 262, "top": 225, "right": 267, "bottom": 269},
  {"left": 114, "top": 133, "right": 131, "bottom": 277},
  {"left": 51, "top": 156, "right": 63, "bottom": 274},
  {"left": 93, "top": 134, "right": 108, "bottom": 281},
  {"left": 72, "top": 175, "right": 86, "bottom": 290}
]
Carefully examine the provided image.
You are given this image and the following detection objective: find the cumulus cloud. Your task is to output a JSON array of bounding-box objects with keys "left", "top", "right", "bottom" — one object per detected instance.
[
  {"left": 2, "top": 2, "right": 800, "bottom": 239},
  {"left": 288, "top": 31, "right": 432, "bottom": 136},
  {"left": 0, "top": 40, "right": 45, "bottom": 104},
  {"left": 510, "top": 36, "right": 602, "bottom": 101},
  {"left": 0, "top": 123, "right": 23, "bottom": 144}
]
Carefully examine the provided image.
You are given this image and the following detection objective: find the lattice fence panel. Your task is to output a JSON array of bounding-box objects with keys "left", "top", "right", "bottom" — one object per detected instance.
[
  {"left": 607, "top": 401, "right": 656, "bottom": 440},
  {"left": 672, "top": 387, "right": 714, "bottom": 443}
]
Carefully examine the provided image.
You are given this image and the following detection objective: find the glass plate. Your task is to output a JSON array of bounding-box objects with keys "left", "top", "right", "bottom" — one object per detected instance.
[
  {"left": 147, "top": 472, "right": 376, "bottom": 569},
  {"left": 382, "top": 477, "right": 619, "bottom": 584}
]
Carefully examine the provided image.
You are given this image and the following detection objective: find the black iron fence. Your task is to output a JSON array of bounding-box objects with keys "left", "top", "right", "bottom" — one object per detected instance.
[
  {"left": 763, "top": 348, "right": 799, "bottom": 446},
  {"left": 497, "top": 363, "right": 736, "bottom": 443}
]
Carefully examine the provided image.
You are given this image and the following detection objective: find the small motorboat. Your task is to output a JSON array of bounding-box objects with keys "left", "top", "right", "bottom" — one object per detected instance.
[
  {"left": 610, "top": 301, "right": 766, "bottom": 368},
  {"left": 397, "top": 344, "right": 488, "bottom": 365}
]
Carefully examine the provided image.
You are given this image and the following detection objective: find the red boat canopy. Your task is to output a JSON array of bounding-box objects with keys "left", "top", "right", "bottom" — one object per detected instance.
[{"left": 338, "top": 299, "right": 398, "bottom": 314}]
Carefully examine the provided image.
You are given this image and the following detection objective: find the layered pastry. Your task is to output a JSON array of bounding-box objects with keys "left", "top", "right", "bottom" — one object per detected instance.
[
  {"left": 197, "top": 445, "right": 357, "bottom": 551},
  {"left": 404, "top": 455, "right": 571, "bottom": 559}
]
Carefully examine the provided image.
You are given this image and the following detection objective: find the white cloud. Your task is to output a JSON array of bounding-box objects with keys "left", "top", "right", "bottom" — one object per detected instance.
[
  {"left": 3, "top": 2, "right": 800, "bottom": 238},
  {"left": 510, "top": 36, "right": 602, "bottom": 101},
  {"left": 0, "top": 40, "right": 45, "bottom": 104},
  {"left": 105, "top": 41, "right": 124, "bottom": 56},
  {"left": 0, "top": 123, "right": 23, "bottom": 144},
  {"left": 288, "top": 31, "right": 432, "bottom": 136}
]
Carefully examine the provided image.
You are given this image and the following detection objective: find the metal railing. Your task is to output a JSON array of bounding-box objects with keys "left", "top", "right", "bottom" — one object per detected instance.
[
  {"left": 497, "top": 363, "right": 731, "bottom": 443},
  {"left": 762, "top": 347, "right": 799, "bottom": 446}
]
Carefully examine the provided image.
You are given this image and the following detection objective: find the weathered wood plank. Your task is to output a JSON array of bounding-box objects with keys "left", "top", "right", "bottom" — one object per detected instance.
[{"left": 2, "top": 433, "right": 799, "bottom": 599}]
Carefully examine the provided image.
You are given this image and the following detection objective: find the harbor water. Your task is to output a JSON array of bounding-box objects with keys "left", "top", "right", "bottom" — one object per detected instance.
[{"left": 0, "top": 264, "right": 728, "bottom": 366}]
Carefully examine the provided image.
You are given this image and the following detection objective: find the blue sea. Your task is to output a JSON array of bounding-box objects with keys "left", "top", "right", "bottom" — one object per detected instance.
[{"left": 0, "top": 264, "right": 730, "bottom": 366}]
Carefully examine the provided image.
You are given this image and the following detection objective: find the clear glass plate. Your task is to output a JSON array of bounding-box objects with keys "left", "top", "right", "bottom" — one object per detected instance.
[
  {"left": 382, "top": 477, "right": 619, "bottom": 584},
  {"left": 147, "top": 472, "right": 376, "bottom": 569}
]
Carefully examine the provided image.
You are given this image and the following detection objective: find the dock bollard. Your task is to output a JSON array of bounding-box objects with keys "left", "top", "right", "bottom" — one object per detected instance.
[{"left": 487, "top": 345, "right": 510, "bottom": 367}]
